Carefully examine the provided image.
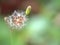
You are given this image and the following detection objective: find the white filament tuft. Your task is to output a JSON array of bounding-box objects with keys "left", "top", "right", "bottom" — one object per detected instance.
[{"left": 5, "top": 10, "right": 27, "bottom": 30}]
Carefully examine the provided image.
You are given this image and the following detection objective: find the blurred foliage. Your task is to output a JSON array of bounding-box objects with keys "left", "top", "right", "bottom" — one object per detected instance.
[{"left": 0, "top": 0, "right": 60, "bottom": 45}]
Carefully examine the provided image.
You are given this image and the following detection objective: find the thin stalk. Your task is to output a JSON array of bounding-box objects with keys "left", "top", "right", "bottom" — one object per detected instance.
[{"left": 9, "top": 30, "right": 13, "bottom": 45}]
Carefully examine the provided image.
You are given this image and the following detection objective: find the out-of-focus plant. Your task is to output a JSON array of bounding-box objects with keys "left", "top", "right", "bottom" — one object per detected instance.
[
  {"left": 0, "top": 0, "right": 60, "bottom": 45},
  {"left": 3, "top": 5, "right": 32, "bottom": 45}
]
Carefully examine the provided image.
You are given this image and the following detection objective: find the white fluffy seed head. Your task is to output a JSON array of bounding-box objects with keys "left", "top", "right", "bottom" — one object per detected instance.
[{"left": 4, "top": 10, "right": 27, "bottom": 30}]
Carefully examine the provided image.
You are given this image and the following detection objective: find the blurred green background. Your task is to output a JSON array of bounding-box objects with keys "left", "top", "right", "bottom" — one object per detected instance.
[{"left": 0, "top": 0, "right": 60, "bottom": 45}]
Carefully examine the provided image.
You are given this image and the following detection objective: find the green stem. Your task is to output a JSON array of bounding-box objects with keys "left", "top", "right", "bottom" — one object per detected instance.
[{"left": 10, "top": 30, "right": 13, "bottom": 45}]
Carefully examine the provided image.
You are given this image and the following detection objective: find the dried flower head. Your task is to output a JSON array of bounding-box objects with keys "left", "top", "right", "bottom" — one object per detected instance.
[
  {"left": 4, "top": 10, "right": 27, "bottom": 29},
  {"left": 4, "top": 5, "right": 31, "bottom": 30}
]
